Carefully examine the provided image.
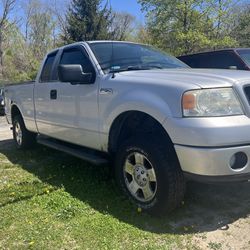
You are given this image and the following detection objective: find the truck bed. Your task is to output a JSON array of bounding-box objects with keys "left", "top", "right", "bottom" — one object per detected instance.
[{"left": 4, "top": 81, "right": 35, "bottom": 87}]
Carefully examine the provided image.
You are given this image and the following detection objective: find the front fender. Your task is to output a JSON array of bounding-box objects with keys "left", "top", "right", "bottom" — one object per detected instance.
[{"left": 101, "top": 90, "right": 172, "bottom": 135}]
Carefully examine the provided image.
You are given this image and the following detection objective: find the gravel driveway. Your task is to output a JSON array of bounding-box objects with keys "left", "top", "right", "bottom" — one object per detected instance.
[{"left": 0, "top": 117, "right": 11, "bottom": 141}]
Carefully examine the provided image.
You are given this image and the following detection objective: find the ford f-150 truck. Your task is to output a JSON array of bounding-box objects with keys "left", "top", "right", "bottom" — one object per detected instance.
[{"left": 4, "top": 41, "right": 250, "bottom": 215}]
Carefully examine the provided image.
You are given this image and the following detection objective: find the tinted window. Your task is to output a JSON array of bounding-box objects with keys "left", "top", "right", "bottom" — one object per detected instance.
[
  {"left": 90, "top": 42, "right": 188, "bottom": 73},
  {"left": 59, "top": 49, "right": 94, "bottom": 73},
  {"left": 178, "top": 55, "right": 201, "bottom": 68},
  {"left": 236, "top": 50, "right": 250, "bottom": 69},
  {"left": 179, "top": 51, "right": 245, "bottom": 70},
  {"left": 40, "top": 53, "right": 57, "bottom": 82},
  {"left": 202, "top": 52, "right": 244, "bottom": 69}
]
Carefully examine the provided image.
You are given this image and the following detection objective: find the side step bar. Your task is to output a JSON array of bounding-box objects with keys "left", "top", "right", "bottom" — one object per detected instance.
[{"left": 37, "top": 137, "right": 109, "bottom": 166}]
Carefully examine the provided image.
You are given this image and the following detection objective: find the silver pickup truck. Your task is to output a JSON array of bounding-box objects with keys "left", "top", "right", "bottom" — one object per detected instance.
[{"left": 4, "top": 41, "right": 250, "bottom": 215}]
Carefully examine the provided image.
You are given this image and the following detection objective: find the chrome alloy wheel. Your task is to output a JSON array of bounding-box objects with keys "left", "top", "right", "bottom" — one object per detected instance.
[
  {"left": 123, "top": 152, "right": 157, "bottom": 202},
  {"left": 14, "top": 121, "right": 22, "bottom": 146}
]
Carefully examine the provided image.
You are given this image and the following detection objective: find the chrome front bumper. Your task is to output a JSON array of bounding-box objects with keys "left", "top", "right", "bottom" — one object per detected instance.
[{"left": 175, "top": 144, "right": 250, "bottom": 178}]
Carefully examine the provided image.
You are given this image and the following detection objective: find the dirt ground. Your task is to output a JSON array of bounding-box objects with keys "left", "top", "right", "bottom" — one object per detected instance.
[
  {"left": 0, "top": 117, "right": 11, "bottom": 141},
  {"left": 0, "top": 116, "right": 250, "bottom": 250}
]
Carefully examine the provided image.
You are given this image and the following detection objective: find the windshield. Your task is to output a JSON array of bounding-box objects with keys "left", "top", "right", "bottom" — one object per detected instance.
[
  {"left": 89, "top": 42, "right": 188, "bottom": 73},
  {"left": 237, "top": 49, "right": 250, "bottom": 67}
]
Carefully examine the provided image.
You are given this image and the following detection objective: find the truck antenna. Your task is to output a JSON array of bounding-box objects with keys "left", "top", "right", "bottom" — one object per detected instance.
[{"left": 111, "top": 41, "right": 116, "bottom": 78}]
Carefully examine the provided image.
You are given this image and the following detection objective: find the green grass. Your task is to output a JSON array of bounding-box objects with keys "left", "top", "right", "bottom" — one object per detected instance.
[
  {"left": 1, "top": 141, "right": 250, "bottom": 249},
  {"left": 0, "top": 143, "right": 193, "bottom": 249}
]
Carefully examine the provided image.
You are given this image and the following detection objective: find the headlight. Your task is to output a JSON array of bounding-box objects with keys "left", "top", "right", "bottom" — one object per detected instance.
[
  {"left": 0, "top": 99, "right": 4, "bottom": 106},
  {"left": 182, "top": 88, "right": 243, "bottom": 117}
]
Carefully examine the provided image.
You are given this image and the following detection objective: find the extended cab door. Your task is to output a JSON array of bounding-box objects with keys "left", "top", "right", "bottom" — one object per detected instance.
[{"left": 34, "top": 45, "right": 101, "bottom": 150}]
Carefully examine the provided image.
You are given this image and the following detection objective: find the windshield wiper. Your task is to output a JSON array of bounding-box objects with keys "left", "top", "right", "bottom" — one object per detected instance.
[
  {"left": 109, "top": 65, "right": 146, "bottom": 73},
  {"left": 109, "top": 64, "right": 163, "bottom": 73}
]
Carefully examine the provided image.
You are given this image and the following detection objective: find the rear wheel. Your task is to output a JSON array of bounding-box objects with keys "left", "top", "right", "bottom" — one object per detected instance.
[
  {"left": 13, "top": 115, "right": 36, "bottom": 149},
  {"left": 115, "top": 136, "right": 185, "bottom": 215}
]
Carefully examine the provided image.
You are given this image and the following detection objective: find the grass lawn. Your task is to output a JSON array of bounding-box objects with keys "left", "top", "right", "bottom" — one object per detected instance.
[{"left": 0, "top": 140, "right": 250, "bottom": 249}]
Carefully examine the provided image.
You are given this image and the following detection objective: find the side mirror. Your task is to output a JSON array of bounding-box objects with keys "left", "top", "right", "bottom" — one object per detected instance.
[
  {"left": 229, "top": 66, "right": 237, "bottom": 70},
  {"left": 58, "top": 64, "right": 93, "bottom": 84}
]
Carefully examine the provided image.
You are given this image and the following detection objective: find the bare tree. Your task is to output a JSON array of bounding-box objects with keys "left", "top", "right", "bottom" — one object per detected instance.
[
  {"left": 110, "top": 12, "right": 136, "bottom": 41},
  {"left": 0, "top": 0, "right": 16, "bottom": 77},
  {"left": 50, "top": 0, "right": 68, "bottom": 36},
  {"left": 21, "top": 0, "right": 57, "bottom": 60},
  {"left": 22, "top": 0, "right": 34, "bottom": 41}
]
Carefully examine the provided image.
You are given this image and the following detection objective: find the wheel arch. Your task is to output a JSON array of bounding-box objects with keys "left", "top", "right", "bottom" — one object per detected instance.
[
  {"left": 11, "top": 104, "right": 23, "bottom": 124},
  {"left": 108, "top": 110, "right": 175, "bottom": 155}
]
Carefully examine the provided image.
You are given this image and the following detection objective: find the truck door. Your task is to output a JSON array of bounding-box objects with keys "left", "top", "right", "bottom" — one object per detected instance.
[
  {"left": 34, "top": 45, "right": 100, "bottom": 150},
  {"left": 34, "top": 51, "right": 60, "bottom": 136}
]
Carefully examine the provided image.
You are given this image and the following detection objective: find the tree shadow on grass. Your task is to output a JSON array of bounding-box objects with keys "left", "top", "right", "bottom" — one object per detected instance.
[{"left": 1, "top": 138, "right": 250, "bottom": 235}]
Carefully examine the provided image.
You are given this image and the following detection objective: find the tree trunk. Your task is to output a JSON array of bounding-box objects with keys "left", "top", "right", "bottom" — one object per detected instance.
[
  {"left": 183, "top": 0, "right": 189, "bottom": 54},
  {"left": 0, "top": 32, "right": 3, "bottom": 77}
]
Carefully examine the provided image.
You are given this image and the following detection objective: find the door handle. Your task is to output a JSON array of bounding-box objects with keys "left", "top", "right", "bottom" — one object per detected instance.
[
  {"left": 100, "top": 88, "right": 113, "bottom": 95},
  {"left": 50, "top": 89, "right": 57, "bottom": 100}
]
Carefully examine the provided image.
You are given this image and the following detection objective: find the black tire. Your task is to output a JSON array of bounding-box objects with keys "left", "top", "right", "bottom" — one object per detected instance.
[
  {"left": 13, "top": 115, "right": 36, "bottom": 149},
  {"left": 115, "top": 136, "right": 185, "bottom": 216}
]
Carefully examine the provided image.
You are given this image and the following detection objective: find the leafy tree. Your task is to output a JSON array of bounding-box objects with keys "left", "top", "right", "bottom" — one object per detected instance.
[
  {"left": 231, "top": 4, "right": 250, "bottom": 47},
  {"left": 138, "top": 0, "right": 237, "bottom": 55},
  {"left": 133, "top": 25, "right": 154, "bottom": 44},
  {"left": 207, "top": 0, "right": 238, "bottom": 49},
  {"left": 0, "top": 0, "right": 56, "bottom": 84},
  {"left": 0, "top": 0, "right": 16, "bottom": 78},
  {"left": 2, "top": 23, "right": 38, "bottom": 83},
  {"left": 64, "top": 0, "right": 112, "bottom": 42}
]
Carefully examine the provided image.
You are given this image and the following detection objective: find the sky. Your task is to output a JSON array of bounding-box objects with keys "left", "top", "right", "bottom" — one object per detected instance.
[{"left": 109, "top": 0, "right": 145, "bottom": 23}]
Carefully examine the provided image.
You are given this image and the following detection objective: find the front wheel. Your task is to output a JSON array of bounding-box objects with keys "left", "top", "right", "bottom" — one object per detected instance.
[
  {"left": 115, "top": 136, "right": 185, "bottom": 216},
  {"left": 13, "top": 115, "right": 36, "bottom": 149}
]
